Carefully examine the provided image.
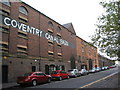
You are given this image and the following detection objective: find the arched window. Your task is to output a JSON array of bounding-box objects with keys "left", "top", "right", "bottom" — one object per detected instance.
[
  {"left": 48, "top": 21, "right": 53, "bottom": 28},
  {"left": 57, "top": 26, "right": 61, "bottom": 32},
  {"left": 1, "top": 0, "right": 10, "bottom": 6},
  {"left": 19, "top": 6, "right": 28, "bottom": 15}
]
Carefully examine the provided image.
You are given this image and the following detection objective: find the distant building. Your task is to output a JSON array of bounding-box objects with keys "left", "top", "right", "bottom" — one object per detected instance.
[
  {"left": 98, "top": 54, "right": 113, "bottom": 68},
  {"left": 76, "top": 36, "right": 99, "bottom": 70}
]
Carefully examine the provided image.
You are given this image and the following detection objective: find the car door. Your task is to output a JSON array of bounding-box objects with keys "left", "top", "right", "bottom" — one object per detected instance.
[
  {"left": 84, "top": 69, "right": 87, "bottom": 74},
  {"left": 74, "top": 70, "right": 77, "bottom": 75},
  {"left": 64, "top": 71, "right": 68, "bottom": 78},
  {"left": 60, "top": 71, "right": 64, "bottom": 79},
  {"left": 38, "top": 73, "right": 48, "bottom": 83},
  {"left": 33, "top": 73, "right": 42, "bottom": 83},
  {"left": 41, "top": 73, "right": 48, "bottom": 82},
  {"left": 34, "top": 73, "right": 45, "bottom": 83},
  {"left": 62, "top": 71, "right": 67, "bottom": 78}
]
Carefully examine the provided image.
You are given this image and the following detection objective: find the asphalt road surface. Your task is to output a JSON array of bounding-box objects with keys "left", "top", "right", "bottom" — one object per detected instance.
[{"left": 7, "top": 67, "right": 119, "bottom": 89}]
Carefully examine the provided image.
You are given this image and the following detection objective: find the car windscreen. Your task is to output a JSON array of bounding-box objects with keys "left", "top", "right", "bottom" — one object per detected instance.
[
  {"left": 51, "top": 71, "right": 58, "bottom": 74},
  {"left": 68, "top": 70, "right": 73, "bottom": 72},
  {"left": 24, "top": 73, "right": 32, "bottom": 76}
]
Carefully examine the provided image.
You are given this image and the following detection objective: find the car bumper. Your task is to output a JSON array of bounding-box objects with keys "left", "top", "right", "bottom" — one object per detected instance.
[
  {"left": 17, "top": 80, "right": 31, "bottom": 85},
  {"left": 51, "top": 76, "right": 60, "bottom": 80}
]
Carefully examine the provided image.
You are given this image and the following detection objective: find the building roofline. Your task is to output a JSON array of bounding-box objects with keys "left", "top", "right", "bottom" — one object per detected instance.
[
  {"left": 76, "top": 36, "right": 97, "bottom": 48},
  {"left": 98, "top": 53, "right": 111, "bottom": 60},
  {"left": 20, "top": 0, "right": 75, "bottom": 34}
]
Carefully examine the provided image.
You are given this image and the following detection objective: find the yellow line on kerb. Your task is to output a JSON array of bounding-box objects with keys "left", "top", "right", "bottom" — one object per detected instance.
[{"left": 75, "top": 72, "right": 118, "bottom": 90}]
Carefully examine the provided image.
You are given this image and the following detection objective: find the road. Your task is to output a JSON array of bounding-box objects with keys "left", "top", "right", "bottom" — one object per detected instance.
[
  {"left": 30, "top": 67, "right": 118, "bottom": 89},
  {"left": 7, "top": 67, "right": 119, "bottom": 89}
]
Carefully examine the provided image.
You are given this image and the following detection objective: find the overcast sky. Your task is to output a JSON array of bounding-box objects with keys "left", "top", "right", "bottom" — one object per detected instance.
[{"left": 22, "top": 0, "right": 104, "bottom": 42}]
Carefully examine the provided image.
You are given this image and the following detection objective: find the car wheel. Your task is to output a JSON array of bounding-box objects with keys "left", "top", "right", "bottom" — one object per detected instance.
[
  {"left": 47, "top": 78, "right": 51, "bottom": 83},
  {"left": 59, "top": 77, "right": 62, "bottom": 81},
  {"left": 67, "top": 76, "right": 70, "bottom": 79},
  {"left": 32, "top": 80, "right": 37, "bottom": 86},
  {"left": 20, "top": 84, "right": 25, "bottom": 87}
]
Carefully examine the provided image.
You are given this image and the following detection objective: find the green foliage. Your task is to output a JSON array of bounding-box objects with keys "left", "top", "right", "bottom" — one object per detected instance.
[{"left": 90, "top": 0, "right": 120, "bottom": 60}]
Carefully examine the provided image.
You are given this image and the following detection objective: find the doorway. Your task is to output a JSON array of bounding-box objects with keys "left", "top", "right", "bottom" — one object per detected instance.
[
  {"left": 2, "top": 65, "right": 8, "bottom": 83},
  {"left": 32, "top": 66, "right": 36, "bottom": 72}
]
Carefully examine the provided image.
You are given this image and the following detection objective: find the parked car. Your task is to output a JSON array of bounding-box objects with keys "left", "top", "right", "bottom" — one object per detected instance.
[
  {"left": 79, "top": 69, "right": 89, "bottom": 75},
  {"left": 104, "top": 66, "right": 109, "bottom": 70},
  {"left": 89, "top": 68, "right": 96, "bottom": 73},
  {"left": 17, "top": 72, "right": 51, "bottom": 86},
  {"left": 68, "top": 69, "right": 81, "bottom": 77},
  {"left": 95, "top": 67, "right": 101, "bottom": 72},
  {"left": 101, "top": 67, "right": 105, "bottom": 70},
  {"left": 109, "top": 65, "right": 116, "bottom": 68},
  {"left": 51, "top": 70, "right": 69, "bottom": 81}
]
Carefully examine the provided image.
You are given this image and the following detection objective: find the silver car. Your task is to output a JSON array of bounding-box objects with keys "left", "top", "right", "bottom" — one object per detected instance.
[
  {"left": 89, "top": 68, "right": 96, "bottom": 73},
  {"left": 79, "top": 69, "right": 89, "bottom": 75},
  {"left": 68, "top": 69, "right": 80, "bottom": 77}
]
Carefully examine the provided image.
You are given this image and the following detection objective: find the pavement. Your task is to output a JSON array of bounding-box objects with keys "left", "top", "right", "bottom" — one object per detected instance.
[{"left": 2, "top": 82, "right": 18, "bottom": 89}]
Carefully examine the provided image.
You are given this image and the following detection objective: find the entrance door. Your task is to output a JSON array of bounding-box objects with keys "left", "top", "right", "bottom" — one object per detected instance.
[
  {"left": 32, "top": 66, "right": 36, "bottom": 72},
  {"left": 45, "top": 65, "right": 49, "bottom": 74},
  {"left": 89, "top": 60, "right": 93, "bottom": 70},
  {"left": 2, "top": 65, "right": 8, "bottom": 83}
]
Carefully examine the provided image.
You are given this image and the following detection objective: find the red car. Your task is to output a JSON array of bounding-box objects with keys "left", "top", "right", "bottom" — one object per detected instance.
[
  {"left": 51, "top": 70, "right": 69, "bottom": 81},
  {"left": 17, "top": 72, "right": 51, "bottom": 86}
]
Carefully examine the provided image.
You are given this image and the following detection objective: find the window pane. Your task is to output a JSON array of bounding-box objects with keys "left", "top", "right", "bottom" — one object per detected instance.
[
  {"left": 19, "top": 6, "right": 28, "bottom": 15},
  {"left": 48, "top": 21, "right": 53, "bottom": 27},
  {"left": 1, "top": 0, "right": 10, "bottom": 6},
  {"left": 57, "top": 26, "right": 61, "bottom": 32}
]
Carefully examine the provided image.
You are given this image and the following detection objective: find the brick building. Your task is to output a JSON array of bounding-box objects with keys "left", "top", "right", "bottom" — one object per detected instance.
[
  {"left": 0, "top": 1, "right": 76, "bottom": 83},
  {"left": 76, "top": 36, "right": 99, "bottom": 70},
  {"left": 98, "top": 54, "right": 113, "bottom": 68}
]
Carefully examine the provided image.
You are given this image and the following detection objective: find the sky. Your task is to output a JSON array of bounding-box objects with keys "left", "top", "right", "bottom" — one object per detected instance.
[{"left": 22, "top": 0, "right": 104, "bottom": 42}]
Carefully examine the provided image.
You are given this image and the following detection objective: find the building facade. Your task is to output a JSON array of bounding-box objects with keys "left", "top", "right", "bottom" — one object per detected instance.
[
  {"left": 98, "top": 54, "right": 113, "bottom": 68},
  {"left": 76, "top": 36, "right": 99, "bottom": 70},
  {"left": 1, "top": 1, "right": 77, "bottom": 83}
]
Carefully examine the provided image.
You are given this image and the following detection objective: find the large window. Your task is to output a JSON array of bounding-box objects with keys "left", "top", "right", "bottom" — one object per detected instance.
[
  {"left": 0, "top": 27, "right": 9, "bottom": 33},
  {"left": 18, "top": 30, "right": 27, "bottom": 39},
  {"left": 0, "top": 9, "right": 10, "bottom": 25},
  {"left": 48, "top": 51, "right": 54, "bottom": 57},
  {"left": 48, "top": 21, "right": 53, "bottom": 28},
  {"left": 0, "top": 9, "right": 9, "bottom": 16},
  {"left": 56, "top": 26, "right": 61, "bottom": 32},
  {"left": 82, "top": 47, "right": 84, "bottom": 53},
  {"left": 78, "top": 56, "right": 81, "bottom": 63},
  {"left": 0, "top": 41, "right": 8, "bottom": 53},
  {"left": 57, "top": 43, "right": 61, "bottom": 48},
  {"left": 48, "top": 40, "right": 53, "bottom": 46},
  {"left": 19, "top": 17, "right": 28, "bottom": 24},
  {"left": 17, "top": 45, "right": 27, "bottom": 56},
  {"left": 48, "top": 29, "right": 53, "bottom": 35},
  {"left": 58, "top": 53, "right": 62, "bottom": 58},
  {"left": 19, "top": 6, "right": 28, "bottom": 15},
  {"left": 1, "top": 0, "right": 10, "bottom": 6}
]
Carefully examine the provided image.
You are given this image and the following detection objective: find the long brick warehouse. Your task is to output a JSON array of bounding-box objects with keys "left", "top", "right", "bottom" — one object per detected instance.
[{"left": 0, "top": 1, "right": 99, "bottom": 83}]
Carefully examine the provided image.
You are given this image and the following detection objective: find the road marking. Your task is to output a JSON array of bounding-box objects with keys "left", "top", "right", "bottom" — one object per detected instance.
[{"left": 75, "top": 72, "right": 118, "bottom": 90}]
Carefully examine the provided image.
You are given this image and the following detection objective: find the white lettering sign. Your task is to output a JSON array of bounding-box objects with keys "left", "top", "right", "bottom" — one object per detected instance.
[{"left": 3, "top": 17, "right": 70, "bottom": 46}]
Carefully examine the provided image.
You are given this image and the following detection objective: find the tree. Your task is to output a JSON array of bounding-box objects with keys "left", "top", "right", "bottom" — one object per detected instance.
[{"left": 90, "top": 0, "right": 120, "bottom": 60}]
